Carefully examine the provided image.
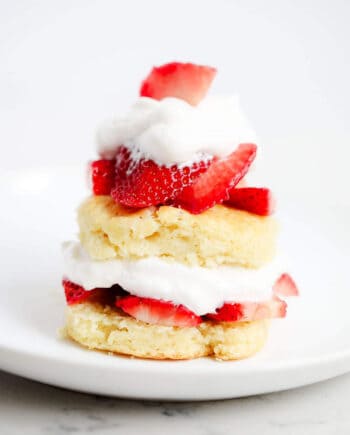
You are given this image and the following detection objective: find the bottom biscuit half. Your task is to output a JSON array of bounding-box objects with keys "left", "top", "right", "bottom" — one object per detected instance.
[{"left": 64, "top": 302, "right": 269, "bottom": 360}]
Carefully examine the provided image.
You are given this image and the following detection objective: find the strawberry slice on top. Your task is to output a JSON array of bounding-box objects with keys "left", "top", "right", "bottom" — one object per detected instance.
[
  {"left": 226, "top": 187, "right": 276, "bottom": 216},
  {"left": 140, "top": 62, "right": 217, "bottom": 106},
  {"left": 116, "top": 295, "right": 202, "bottom": 327},
  {"left": 111, "top": 146, "right": 212, "bottom": 208},
  {"left": 173, "top": 143, "right": 257, "bottom": 214}
]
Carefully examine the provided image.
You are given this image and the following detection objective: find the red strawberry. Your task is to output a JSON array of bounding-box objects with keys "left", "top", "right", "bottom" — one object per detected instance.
[
  {"left": 140, "top": 62, "right": 217, "bottom": 106},
  {"left": 90, "top": 159, "right": 116, "bottom": 195},
  {"left": 112, "top": 146, "right": 212, "bottom": 208},
  {"left": 206, "top": 297, "right": 287, "bottom": 322},
  {"left": 63, "top": 280, "right": 126, "bottom": 306},
  {"left": 206, "top": 303, "right": 243, "bottom": 322},
  {"left": 243, "top": 297, "right": 287, "bottom": 320},
  {"left": 116, "top": 296, "right": 202, "bottom": 327},
  {"left": 63, "top": 279, "right": 91, "bottom": 305},
  {"left": 273, "top": 273, "right": 299, "bottom": 297},
  {"left": 173, "top": 143, "right": 257, "bottom": 214},
  {"left": 226, "top": 187, "right": 275, "bottom": 216}
]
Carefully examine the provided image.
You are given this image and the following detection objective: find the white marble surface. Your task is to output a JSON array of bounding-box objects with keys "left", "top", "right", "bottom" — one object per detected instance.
[{"left": 0, "top": 370, "right": 348, "bottom": 434}]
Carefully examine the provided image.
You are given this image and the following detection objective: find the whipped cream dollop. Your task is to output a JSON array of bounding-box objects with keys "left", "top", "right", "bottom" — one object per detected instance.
[
  {"left": 97, "top": 96, "right": 256, "bottom": 166},
  {"left": 63, "top": 241, "right": 283, "bottom": 315}
]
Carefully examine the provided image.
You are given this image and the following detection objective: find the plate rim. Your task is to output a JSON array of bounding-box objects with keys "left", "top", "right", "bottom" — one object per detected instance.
[{"left": 1, "top": 166, "right": 350, "bottom": 399}]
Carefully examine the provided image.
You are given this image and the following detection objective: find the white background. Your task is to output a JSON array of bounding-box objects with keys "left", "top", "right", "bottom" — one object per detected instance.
[{"left": 1, "top": 0, "right": 349, "bottom": 202}]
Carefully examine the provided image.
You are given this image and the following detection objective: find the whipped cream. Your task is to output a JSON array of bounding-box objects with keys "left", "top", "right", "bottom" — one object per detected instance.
[
  {"left": 97, "top": 96, "right": 256, "bottom": 166},
  {"left": 63, "top": 241, "right": 283, "bottom": 315}
]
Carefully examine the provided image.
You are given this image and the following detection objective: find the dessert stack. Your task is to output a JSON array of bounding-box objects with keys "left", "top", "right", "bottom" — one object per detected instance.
[{"left": 62, "top": 62, "right": 298, "bottom": 360}]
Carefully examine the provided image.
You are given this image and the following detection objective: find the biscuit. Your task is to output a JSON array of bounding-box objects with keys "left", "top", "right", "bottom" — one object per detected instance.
[
  {"left": 78, "top": 196, "right": 278, "bottom": 268},
  {"left": 65, "top": 302, "right": 269, "bottom": 360}
]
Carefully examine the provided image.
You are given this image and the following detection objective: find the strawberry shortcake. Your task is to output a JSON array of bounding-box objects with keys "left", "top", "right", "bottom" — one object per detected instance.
[{"left": 62, "top": 62, "right": 298, "bottom": 360}]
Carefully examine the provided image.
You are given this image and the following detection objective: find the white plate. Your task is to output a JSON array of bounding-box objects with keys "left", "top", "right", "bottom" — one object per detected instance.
[{"left": 0, "top": 167, "right": 349, "bottom": 400}]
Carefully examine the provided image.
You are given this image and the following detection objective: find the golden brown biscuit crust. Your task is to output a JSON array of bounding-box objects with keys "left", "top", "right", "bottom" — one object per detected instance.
[
  {"left": 64, "top": 302, "right": 269, "bottom": 360},
  {"left": 78, "top": 196, "right": 278, "bottom": 268}
]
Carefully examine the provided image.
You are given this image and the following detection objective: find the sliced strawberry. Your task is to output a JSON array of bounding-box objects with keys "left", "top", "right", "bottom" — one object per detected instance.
[
  {"left": 112, "top": 146, "right": 212, "bottom": 208},
  {"left": 90, "top": 159, "right": 116, "bottom": 195},
  {"left": 173, "top": 143, "right": 257, "bottom": 214},
  {"left": 206, "top": 303, "right": 243, "bottom": 322},
  {"left": 116, "top": 296, "right": 202, "bottom": 327},
  {"left": 273, "top": 273, "right": 299, "bottom": 297},
  {"left": 206, "top": 297, "right": 287, "bottom": 322},
  {"left": 63, "top": 279, "right": 92, "bottom": 305},
  {"left": 244, "top": 297, "right": 287, "bottom": 320},
  {"left": 140, "top": 62, "right": 217, "bottom": 106},
  {"left": 226, "top": 187, "right": 275, "bottom": 216},
  {"left": 63, "top": 280, "right": 126, "bottom": 306}
]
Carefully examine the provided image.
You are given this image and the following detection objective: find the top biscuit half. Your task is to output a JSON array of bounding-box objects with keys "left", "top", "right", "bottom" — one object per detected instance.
[{"left": 78, "top": 196, "right": 278, "bottom": 268}]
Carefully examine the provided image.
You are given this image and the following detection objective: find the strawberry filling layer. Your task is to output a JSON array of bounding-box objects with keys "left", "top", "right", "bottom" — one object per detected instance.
[
  {"left": 63, "top": 273, "right": 298, "bottom": 327},
  {"left": 63, "top": 242, "right": 287, "bottom": 315},
  {"left": 89, "top": 147, "right": 275, "bottom": 216}
]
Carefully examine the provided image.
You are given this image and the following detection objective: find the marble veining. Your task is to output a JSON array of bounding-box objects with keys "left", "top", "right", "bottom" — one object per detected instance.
[{"left": 0, "top": 370, "right": 349, "bottom": 435}]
